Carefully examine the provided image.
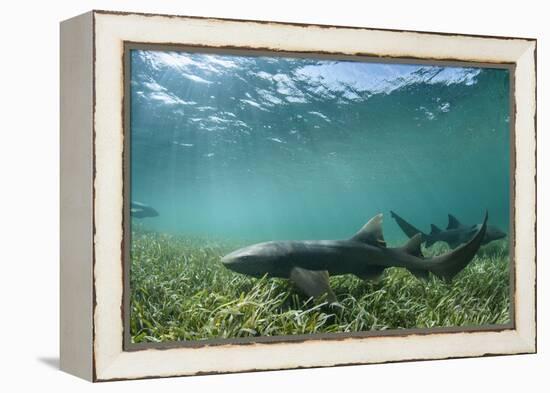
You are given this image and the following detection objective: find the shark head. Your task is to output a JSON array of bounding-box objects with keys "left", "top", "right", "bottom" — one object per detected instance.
[
  {"left": 469, "top": 223, "right": 506, "bottom": 243},
  {"left": 142, "top": 207, "right": 159, "bottom": 218},
  {"left": 486, "top": 225, "right": 507, "bottom": 241},
  {"left": 130, "top": 201, "right": 159, "bottom": 218},
  {"left": 222, "top": 241, "right": 284, "bottom": 277}
]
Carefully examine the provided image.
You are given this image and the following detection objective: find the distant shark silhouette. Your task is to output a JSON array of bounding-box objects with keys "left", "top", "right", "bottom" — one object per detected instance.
[
  {"left": 222, "top": 212, "right": 488, "bottom": 303},
  {"left": 390, "top": 211, "right": 505, "bottom": 249},
  {"left": 130, "top": 201, "right": 159, "bottom": 219}
]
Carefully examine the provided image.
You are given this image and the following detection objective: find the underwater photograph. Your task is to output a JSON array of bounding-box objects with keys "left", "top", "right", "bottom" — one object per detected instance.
[{"left": 128, "top": 48, "right": 512, "bottom": 344}]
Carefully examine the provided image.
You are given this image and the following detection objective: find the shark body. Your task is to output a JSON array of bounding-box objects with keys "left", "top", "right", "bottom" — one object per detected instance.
[
  {"left": 130, "top": 201, "right": 159, "bottom": 219},
  {"left": 390, "top": 211, "right": 505, "bottom": 249},
  {"left": 222, "top": 212, "right": 488, "bottom": 303}
]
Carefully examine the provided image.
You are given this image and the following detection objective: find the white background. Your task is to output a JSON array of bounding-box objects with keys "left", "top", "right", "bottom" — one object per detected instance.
[{"left": 0, "top": 0, "right": 546, "bottom": 391}]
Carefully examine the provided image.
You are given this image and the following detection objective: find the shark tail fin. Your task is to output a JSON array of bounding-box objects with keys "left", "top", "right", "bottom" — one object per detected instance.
[
  {"left": 390, "top": 211, "right": 427, "bottom": 241},
  {"left": 427, "top": 211, "right": 488, "bottom": 281},
  {"left": 408, "top": 269, "right": 430, "bottom": 281},
  {"left": 430, "top": 224, "right": 442, "bottom": 234}
]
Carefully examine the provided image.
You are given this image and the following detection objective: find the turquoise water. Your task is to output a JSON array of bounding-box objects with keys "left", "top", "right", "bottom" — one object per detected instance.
[{"left": 130, "top": 50, "right": 510, "bottom": 245}]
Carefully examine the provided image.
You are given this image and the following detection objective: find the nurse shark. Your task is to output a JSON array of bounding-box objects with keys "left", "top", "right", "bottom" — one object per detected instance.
[
  {"left": 222, "top": 212, "right": 488, "bottom": 303},
  {"left": 390, "top": 211, "right": 505, "bottom": 249}
]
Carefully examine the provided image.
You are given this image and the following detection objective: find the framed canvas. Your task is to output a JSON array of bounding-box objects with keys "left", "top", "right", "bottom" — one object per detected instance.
[{"left": 60, "top": 10, "right": 537, "bottom": 382}]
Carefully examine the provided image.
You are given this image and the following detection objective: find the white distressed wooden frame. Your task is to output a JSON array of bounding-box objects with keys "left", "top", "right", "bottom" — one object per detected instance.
[{"left": 60, "top": 10, "right": 536, "bottom": 382}]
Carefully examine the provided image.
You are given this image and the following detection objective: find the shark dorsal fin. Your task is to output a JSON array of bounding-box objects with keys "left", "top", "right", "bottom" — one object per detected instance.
[
  {"left": 447, "top": 214, "right": 462, "bottom": 229},
  {"left": 351, "top": 214, "right": 386, "bottom": 247},
  {"left": 401, "top": 233, "right": 424, "bottom": 257},
  {"left": 430, "top": 224, "right": 442, "bottom": 234}
]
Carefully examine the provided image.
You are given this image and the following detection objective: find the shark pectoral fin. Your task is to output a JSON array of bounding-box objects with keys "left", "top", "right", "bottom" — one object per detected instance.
[
  {"left": 351, "top": 213, "right": 386, "bottom": 247},
  {"left": 355, "top": 266, "right": 385, "bottom": 282},
  {"left": 290, "top": 267, "right": 336, "bottom": 303},
  {"left": 408, "top": 268, "right": 430, "bottom": 281}
]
